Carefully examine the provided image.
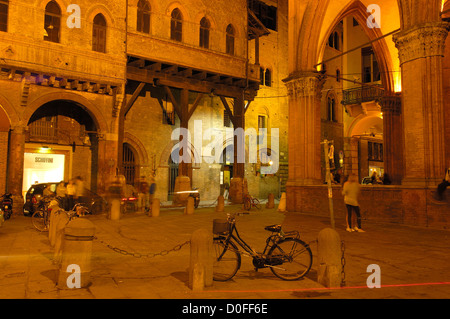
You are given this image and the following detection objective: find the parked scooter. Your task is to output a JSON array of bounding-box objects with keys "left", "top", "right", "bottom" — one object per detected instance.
[{"left": 0, "top": 193, "right": 13, "bottom": 220}]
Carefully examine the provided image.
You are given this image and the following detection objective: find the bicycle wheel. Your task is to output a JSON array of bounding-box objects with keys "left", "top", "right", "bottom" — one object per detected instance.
[
  {"left": 268, "top": 238, "right": 312, "bottom": 281},
  {"left": 243, "top": 196, "right": 252, "bottom": 211},
  {"left": 31, "top": 210, "right": 48, "bottom": 232},
  {"left": 213, "top": 238, "right": 241, "bottom": 281}
]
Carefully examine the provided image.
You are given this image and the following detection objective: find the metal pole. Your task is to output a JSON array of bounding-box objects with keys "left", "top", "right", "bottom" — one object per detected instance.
[{"left": 321, "top": 139, "right": 335, "bottom": 229}]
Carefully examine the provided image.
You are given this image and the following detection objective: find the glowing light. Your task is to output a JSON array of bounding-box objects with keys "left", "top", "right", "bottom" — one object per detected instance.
[
  {"left": 38, "top": 146, "right": 52, "bottom": 154},
  {"left": 394, "top": 72, "right": 402, "bottom": 92}
]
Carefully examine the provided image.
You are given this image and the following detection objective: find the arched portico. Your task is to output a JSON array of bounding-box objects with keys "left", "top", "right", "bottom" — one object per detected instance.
[{"left": 286, "top": 0, "right": 450, "bottom": 225}]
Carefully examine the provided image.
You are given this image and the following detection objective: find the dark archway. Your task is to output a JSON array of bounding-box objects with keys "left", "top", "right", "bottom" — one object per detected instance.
[{"left": 26, "top": 100, "right": 100, "bottom": 192}]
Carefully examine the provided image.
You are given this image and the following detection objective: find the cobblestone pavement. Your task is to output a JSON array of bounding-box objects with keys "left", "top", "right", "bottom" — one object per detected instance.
[{"left": 0, "top": 202, "right": 449, "bottom": 300}]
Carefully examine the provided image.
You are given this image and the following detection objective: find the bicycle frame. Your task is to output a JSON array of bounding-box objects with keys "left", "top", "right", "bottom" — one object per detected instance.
[{"left": 217, "top": 220, "right": 283, "bottom": 260}]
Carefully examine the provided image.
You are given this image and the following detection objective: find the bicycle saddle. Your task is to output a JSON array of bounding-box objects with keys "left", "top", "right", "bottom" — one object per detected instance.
[{"left": 264, "top": 224, "right": 282, "bottom": 232}]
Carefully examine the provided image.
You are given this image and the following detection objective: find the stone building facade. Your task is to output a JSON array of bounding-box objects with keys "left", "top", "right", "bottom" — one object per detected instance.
[{"left": 0, "top": 0, "right": 289, "bottom": 211}]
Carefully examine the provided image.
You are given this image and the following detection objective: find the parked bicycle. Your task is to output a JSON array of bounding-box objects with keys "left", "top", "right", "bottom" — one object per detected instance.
[
  {"left": 243, "top": 193, "right": 260, "bottom": 211},
  {"left": 212, "top": 212, "right": 312, "bottom": 281},
  {"left": 31, "top": 195, "right": 57, "bottom": 232},
  {"left": 32, "top": 197, "right": 89, "bottom": 232}
]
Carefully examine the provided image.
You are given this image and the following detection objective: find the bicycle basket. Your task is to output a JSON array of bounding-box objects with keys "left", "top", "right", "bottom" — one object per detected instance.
[{"left": 213, "top": 219, "right": 231, "bottom": 235}]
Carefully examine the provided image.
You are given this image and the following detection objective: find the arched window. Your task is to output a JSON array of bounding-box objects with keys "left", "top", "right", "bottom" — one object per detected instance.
[
  {"left": 334, "top": 32, "right": 339, "bottom": 50},
  {"left": 44, "top": 1, "right": 61, "bottom": 43},
  {"left": 0, "top": 0, "right": 8, "bottom": 32},
  {"left": 137, "top": 0, "right": 150, "bottom": 33},
  {"left": 92, "top": 14, "right": 107, "bottom": 53},
  {"left": 327, "top": 96, "right": 336, "bottom": 122},
  {"left": 123, "top": 143, "right": 137, "bottom": 186},
  {"left": 225, "top": 24, "right": 235, "bottom": 55},
  {"left": 264, "top": 68, "right": 272, "bottom": 87},
  {"left": 199, "top": 17, "right": 210, "bottom": 49},
  {"left": 170, "top": 8, "right": 183, "bottom": 42}
]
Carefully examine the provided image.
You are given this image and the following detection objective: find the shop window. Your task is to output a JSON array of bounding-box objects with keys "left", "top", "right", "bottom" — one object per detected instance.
[
  {"left": 137, "top": 0, "right": 150, "bottom": 34},
  {"left": 0, "top": 0, "right": 8, "bottom": 32},
  {"left": 170, "top": 8, "right": 183, "bottom": 42},
  {"left": 199, "top": 17, "right": 210, "bottom": 49},
  {"left": 368, "top": 141, "right": 383, "bottom": 161},
  {"left": 44, "top": 1, "right": 61, "bottom": 43},
  {"left": 92, "top": 14, "right": 107, "bottom": 53},
  {"left": 225, "top": 24, "right": 235, "bottom": 55}
]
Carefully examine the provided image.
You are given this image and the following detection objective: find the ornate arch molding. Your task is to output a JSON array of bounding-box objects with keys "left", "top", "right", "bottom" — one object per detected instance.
[
  {"left": 318, "top": 0, "right": 395, "bottom": 92},
  {"left": 24, "top": 92, "right": 109, "bottom": 134},
  {"left": 0, "top": 93, "right": 20, "bottom": 129},
  {"left": 123, "top": 132, "right": 149, "bottom": 165}
]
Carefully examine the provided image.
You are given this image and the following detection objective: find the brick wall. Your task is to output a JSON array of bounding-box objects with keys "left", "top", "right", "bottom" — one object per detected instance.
[{"left": 287, "top": 184, "right": 450, "bottom": 229}]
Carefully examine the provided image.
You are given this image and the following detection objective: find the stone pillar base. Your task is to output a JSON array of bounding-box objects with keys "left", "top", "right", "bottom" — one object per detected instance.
[
  {"left": 229, "top": 177, "right": 248, "bottom": 204},
  {"left": 173, "top": 175, "right": 191, "bottom": 205}
]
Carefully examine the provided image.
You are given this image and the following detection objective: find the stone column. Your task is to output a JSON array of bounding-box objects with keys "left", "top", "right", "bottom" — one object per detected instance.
[
  {"left": 97, "top": 134, "right": 118, "bottom": 195},
  {"left": 284, "top": 72, "right": 324, "bottom": 209},
  {"left": 343, "top": 136, "right": 359, "bottom": 178},
  {"left": 393, "top": 22, "right": 450, "bottom": 186},
  {"left": 380, "top": 92, "right": 403, "bottom": 184},
  {"left": 229, "top": 93, "right": 247, "bottom": 204},
  {"left": 7, "top": 125, "right": 26, "bottom": 214}
]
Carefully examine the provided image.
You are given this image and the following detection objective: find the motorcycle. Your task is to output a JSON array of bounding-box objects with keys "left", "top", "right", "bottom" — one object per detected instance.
[{"left": 1, "top": 193, "right": 13, "bottom": 220}]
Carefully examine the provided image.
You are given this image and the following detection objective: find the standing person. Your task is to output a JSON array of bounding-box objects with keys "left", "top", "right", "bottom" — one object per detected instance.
[
  {"left": 75, "top": 176, "right": 86, "bottom": 205},
  {"left": 342, "top": 174, "right": 365, "bottom": 232},
  {"left": 137, "top": 177, "right": 149, "bottom": 212},
  {"left": 148, "top": 175, "right": 157, "bottom": 211},
  {"left": 66, "top": 179, "right": 76, "bottom": 210},
  {"left": 56, "top": 181, "right": 67, "bottom": 210}
]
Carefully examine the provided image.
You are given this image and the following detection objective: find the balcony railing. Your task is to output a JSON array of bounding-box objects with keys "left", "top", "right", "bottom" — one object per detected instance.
[{"left": 341, "top": 85, "right": 384, "bottom": 105}]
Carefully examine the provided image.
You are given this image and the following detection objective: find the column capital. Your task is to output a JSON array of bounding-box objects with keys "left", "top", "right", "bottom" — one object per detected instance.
[
  {"left": 380, "top": 92, "right": 402, "bottom": 115},
  {"left": 393, "top": 22, "right": 450, "bottom": 65},
  {"left": 283, "top": 71, "right": 325, "bottom": 100}
]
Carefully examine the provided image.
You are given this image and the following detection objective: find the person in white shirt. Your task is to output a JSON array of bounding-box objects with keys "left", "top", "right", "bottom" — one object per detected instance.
[{"left": 342, "top": 174, "right": 365, "bottom": 232}]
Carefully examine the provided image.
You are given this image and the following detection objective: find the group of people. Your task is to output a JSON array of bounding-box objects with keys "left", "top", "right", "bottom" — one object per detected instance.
[{"left": 50, "top": 177, "right": 86, "bottom": 211}]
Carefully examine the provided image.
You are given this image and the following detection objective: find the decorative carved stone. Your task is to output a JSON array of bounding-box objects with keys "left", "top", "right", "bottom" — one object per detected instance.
[
  {"left": 380, "top": 92, "right": 402, "bottom": 115},
  {"left": 284, "top": 72, "right": 325, "bottom": 100},
  {"left": 393, "top": 22, "right": 450, "bottom": 65}
]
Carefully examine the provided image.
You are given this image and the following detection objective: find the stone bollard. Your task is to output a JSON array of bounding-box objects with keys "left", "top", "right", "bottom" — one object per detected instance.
[
  {"left": 57, "top": 218, "right": 96, "bottom": 289},
  {"left": 266, "top": 193, "right": 275, "bottom": 208},
  {"left": 215, "top": 195, "right": 225, "bottom": 212},
  {"left": 48, "top": 199, "right": 62, "bottom": 244},
  {"left": 189, "top": 228, "right": 213, "bottom": 291},
  {"left": 151, "top": 198, "right": 160, "bottom": 217},
  {"left": 317, "top": 228, "right": 342, "bottom": 288},
  {"left": 109, "top": 198, "right": 121, "bottom": 220},
  {"left": 277, "top": 192, "right": 286, "bottom": 212},
  {"left": 49, "top": 209, "right": 59, "bottom": 246},
  {"left": 49, "top": 209, "right": 64, "bottom": 248},
  {"left": 53, "top": 212, "right": 70, "bottom": 264},
  {"left": 185, "top": 196, "right": 195, "bottom": 215}
]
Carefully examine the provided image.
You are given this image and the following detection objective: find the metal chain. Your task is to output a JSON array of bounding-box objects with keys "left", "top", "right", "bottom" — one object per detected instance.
[
  {"left": 94, "top": 236, "right": 191, "bottom": 259},
  {"left": 340, "top": 240, "right": 346, "bottom": 287}
]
